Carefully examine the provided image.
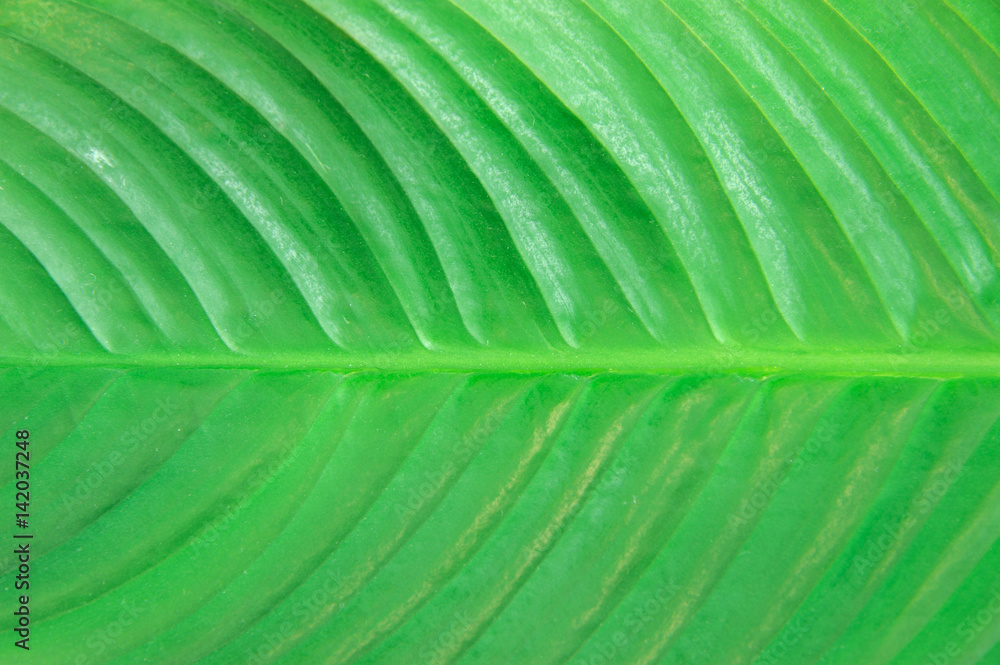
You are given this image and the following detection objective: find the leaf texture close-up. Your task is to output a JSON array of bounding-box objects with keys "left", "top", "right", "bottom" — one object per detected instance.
[{"left": 1, "top": 0, "right": 999, "bottom": 663}]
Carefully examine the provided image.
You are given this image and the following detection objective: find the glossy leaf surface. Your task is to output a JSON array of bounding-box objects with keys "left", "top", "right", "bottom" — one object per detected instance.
[{"left": 0, "top": 0, "right": 999, "bottom": 663}]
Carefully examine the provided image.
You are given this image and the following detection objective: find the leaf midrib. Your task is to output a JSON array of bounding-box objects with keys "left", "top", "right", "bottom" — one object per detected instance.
[{"left": 4, "top": 348, "right": 1000, "bottom": 378}]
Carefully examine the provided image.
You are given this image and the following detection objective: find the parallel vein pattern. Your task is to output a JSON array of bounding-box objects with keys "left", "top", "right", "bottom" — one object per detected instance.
[
  {"left": 0, "top": 0, "right": 998, "bottom": 360},
  {"left": 2, "top": 2, "right": 1000, "bottom": 665},
  {"left": 2, "top": 370, "right": 1000, "bottom": 664}
]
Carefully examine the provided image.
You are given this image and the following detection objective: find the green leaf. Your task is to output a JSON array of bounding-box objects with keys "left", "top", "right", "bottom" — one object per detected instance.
[{"left": 0, "top": 0, "right": 999, "bottom": 664}]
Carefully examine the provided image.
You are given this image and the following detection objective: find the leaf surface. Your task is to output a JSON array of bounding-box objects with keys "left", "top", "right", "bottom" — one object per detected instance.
[{"left": 1, "top": 0, "right": 999, "bottom": 663}]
